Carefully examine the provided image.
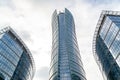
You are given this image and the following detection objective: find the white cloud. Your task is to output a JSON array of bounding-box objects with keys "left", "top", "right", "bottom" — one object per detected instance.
[
  {"left": 0, "top": 0, "right": 15, "bottom": 9},
  {"left": 35, "top": 67, "right": 49, "bottom": 80},
  {"left": 0, "top": 0, "right": 120, "bottom": 80}
]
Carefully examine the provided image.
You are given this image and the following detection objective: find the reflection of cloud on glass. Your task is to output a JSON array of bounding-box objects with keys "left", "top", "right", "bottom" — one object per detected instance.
[
  {"left": 109, "top": 30, "right": 120, "bottom": 58},
  {"left": 116, "top": 33, "right": 120, "bottom": 41}
]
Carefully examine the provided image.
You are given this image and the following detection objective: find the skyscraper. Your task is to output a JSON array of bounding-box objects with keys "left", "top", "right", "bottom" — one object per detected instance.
[
  {"left": 49, "top": 8, "right": 86, "bottom": 80},
  {"left": 93, "top": 11, "right": 120, "bottom": 80},
  {"left": 0, "top": 27, "right": 35, "bottom": 80}
]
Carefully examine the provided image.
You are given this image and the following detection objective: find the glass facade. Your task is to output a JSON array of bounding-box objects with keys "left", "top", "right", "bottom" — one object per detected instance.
[
  {"left": 49, "top": 9, "right": 86, "bottom": 80},
  {"left": 93, "top": 11, "right": 120, "bottom": 80},
  {"left": 0, "top": 27, "right": 35, "bottom": 80}
]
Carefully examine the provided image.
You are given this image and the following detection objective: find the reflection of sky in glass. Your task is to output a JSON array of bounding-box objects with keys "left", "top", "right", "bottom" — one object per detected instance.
[
  {"left": 100, "top": 17, "right": 112, "bottom": 39},
  {"left": 50, "top": 9, "right": 86, "bottom": 80},
  {"left": 109, "top": 16, "right": 120, "bottom": 28},
  {"left": 110, "top": 38, "right": 120, "bottom": 58},
  {"left": 98, "top": 15, "right": 120, "bottom": 73},
  {"left": 58, "top": 13, "right": 71, "bottom": 79},
  {"left": 116, "top": 55, "right": 120, "bottom": 67},
  {"left": 100, "top": 15, "right": 120, "bottom": 59},
  {"left": 96, "top": 14, "right": 120, "bottom": 80},
  {"left": 104, "top": 23, "right": 119, "bottom": 48}
]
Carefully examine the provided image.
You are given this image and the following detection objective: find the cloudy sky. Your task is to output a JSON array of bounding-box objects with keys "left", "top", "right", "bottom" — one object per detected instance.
[{"left": 0, "top": 0, "right": 120, "bottom": 80}]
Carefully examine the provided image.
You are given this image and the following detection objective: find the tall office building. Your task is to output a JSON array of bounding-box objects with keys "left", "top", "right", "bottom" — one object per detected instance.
[
  {"left": 0, "top": 27, "right": 35, "bottom": 80},
  {"left": 49, "top": 8, "right": 86, "bottom": 80},
  {"left": 93, "top": 11, "right": 120, "bottom": 80}
]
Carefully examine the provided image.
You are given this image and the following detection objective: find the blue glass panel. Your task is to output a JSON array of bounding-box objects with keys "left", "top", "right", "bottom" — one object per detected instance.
[
  {"left": 110, "top": 31, "right": 120, "bottom": 58},
  {"left": 3, "top": 34, "right": 23, "bottom": 57},
  {"left": 104, "top": 23, "right": 119, "bottom": 48},
  {"left": 100, "top": 17, "right": 112, "bottom": 39},
  {"left": 116, "top": 55, "right": 120, "bottom": 67}
]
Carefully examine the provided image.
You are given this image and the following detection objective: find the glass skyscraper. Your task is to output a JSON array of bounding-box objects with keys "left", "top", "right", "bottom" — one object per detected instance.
[
  {"left": 93, "top": 11, "right": 120, "bottom": 80},
  {"left": 49, "top": 8, "right": 86, "bottom": 80},
  {"left": 0, "top": 27, "right": 35, "bottom": 80}
]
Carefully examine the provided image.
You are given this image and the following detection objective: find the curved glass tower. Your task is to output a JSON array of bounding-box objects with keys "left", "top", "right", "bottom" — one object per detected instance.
[
  {"left": 49, "top": 8, "right": 86, "bottom": 80},
  {"left": 93, "top": 11, "right": 120, "bottom": 80},
  {"left": 0, "top": 27, "right": 35, "bottom": 80}
]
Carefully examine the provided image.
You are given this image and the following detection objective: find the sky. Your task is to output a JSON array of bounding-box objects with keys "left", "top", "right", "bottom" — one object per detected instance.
[{"left": 0, "top": 0, "right": 120, "bottom": 80}]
